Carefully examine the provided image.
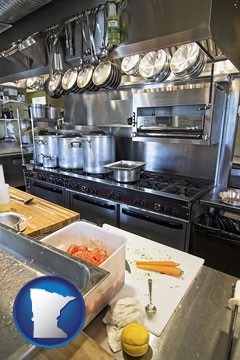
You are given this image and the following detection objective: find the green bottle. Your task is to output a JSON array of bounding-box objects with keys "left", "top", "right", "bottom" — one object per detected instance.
[{"left": 107, "top": 2, "right": 120, "bottom": 46}]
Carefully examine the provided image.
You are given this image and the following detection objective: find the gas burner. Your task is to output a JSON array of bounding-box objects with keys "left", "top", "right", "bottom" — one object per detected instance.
[{"left": 162, "top": 185, "right": 183, "bottom": 195}]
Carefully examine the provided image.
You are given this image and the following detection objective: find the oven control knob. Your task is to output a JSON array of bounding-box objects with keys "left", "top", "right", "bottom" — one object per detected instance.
[
  {"left": 68, "top": 181, "right": 77, "bottom": 189},
  {"left": 48, "top": 176, "right": 54, "bottom": 183},
  {"left": 154, "top": 203, "right": 162, "bottom": 212},
  {"left": 89, "top": 186, "right": 97, "bottom": 195},
  {"left": 134, "top": 199, "right": 146, "bottom": 208},
  {"left": 38, "top": 173, "right": 46, "bottom": 181},
  {"left": 26, "top": 170, "right": 33, "bottom": 177},
  {"left": 81, "top": 185, "right": 87, "bottom": 192},
  {"left": 59, "top": 178, "right": 65, "bottom": 186},
  {"left": 171, "top": 208, "right": 180, "bottom": 217},
  {"left": 108, "top": 192, "right": 120, "bottom": 201},
  {"left": 162, "top": 206, "right": 169, "bottom": 214}
]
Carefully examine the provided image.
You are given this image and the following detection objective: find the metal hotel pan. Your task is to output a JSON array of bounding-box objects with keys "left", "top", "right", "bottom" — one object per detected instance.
[{"left": 104, "top": 160, "right": 146, "bottom": 182}]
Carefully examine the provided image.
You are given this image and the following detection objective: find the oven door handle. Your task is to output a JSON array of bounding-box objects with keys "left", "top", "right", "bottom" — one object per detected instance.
[
  {"left": 33, "top": 182, "right": 63, "bottom": 194},
  {"left": 121, "top": 207, "right": 183, "bottom": 229},
  {"left": 72, "top": 193, "right": 116, "bottom": 210}
]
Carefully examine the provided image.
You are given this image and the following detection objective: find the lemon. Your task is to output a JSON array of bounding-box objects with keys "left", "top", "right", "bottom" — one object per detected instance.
[{"left": 121, "top": 322, "right": 149, "bottom": 357}]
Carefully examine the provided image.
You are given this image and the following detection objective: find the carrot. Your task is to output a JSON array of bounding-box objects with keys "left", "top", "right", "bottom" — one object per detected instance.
[
  {"left": 135, "top": 260, "right": 179, "bottom": 267},
  {"left": 136, "top": 264, "right": 184, "bottom": 277}
]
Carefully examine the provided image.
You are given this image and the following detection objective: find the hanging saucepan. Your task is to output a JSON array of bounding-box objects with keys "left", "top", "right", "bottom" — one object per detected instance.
[
  {"left": 92, "top": 60, "right": 121, "bottom": 90},
  {"left": 77, "top": 64, "right": 97, "bottom": 92},
  {"left": 46, "top": 23, "right": 65, "bottom": 98},
  {"left": 76, "top": 11, "right": 100, "bottom": 93},
  {"left": 139, "top": 49, "right": 171, "bottom": 82},
  {"left": 48, "top": 71, "right": 64, "bottom": 96},
  {"left": 62, "top": 67, "right": 79, "bottom": 93}
]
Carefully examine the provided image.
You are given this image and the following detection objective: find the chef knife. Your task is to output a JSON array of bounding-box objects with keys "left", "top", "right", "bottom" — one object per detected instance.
[{"left": 226, "top": 280, "right": 240, "bottom": 360}]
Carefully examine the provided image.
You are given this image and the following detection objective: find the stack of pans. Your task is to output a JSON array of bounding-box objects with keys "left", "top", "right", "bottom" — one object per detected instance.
[
  {"left": 77, "top": 65, "right": 100, "bottom": 92},
  {"left": 138, "top": 50, "right": 171, "bottom": 82},
  {"left": 170, "top": 43, "right": 207, "bottom": 79},
  {"left": 121, "top": 54, "right": 141, "bottom": 76},
  {"left": 92, "top": 61, "right": 121, "bottom": 90},
  {"left": 61, "top": 68, "right": 79, "bottom": 93}
]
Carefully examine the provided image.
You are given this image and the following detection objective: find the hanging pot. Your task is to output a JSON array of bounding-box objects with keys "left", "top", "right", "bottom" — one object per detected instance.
[{"left": 82, "top": 134, "right": 115, "bottom": 174}]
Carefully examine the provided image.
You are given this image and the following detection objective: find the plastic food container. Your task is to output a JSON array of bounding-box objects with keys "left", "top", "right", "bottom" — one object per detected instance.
[{"left": 40, "top": 221, "right": 127, "bottom": 326}]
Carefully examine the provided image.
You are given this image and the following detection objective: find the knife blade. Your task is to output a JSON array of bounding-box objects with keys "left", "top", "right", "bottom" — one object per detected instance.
[
  {"left": 226, "top": 280, "right": 240, "bottom": 360},
  {"left": 125, "top": 259, "right": 131, "bottom": 273}
]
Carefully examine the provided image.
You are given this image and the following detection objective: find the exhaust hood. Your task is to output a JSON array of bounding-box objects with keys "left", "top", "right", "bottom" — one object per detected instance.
[
  {"left": 0, "top": 0, "right": 53, "bottom": 30},
  {"left": 112, "top": 0, "right": 240, "bottom": 71}
]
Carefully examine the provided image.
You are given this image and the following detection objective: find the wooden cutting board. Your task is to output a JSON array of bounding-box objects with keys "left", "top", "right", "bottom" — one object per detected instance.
[
  {"left": 103, "top": 224, "right": 204, "bottom": 337},
  {"left": 8, "top": 187, "right": 80, "bottom": 237},
  {"left": 32, "top": 332, "right": 115, "bottom": 360}
]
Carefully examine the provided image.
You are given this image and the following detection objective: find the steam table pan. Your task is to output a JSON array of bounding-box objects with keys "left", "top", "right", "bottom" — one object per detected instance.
[
  {"left": 0, "top": 225, "right": 109, "bottom": 360},
  {"left": 104, "top": 160, "right": 146, "bottom": 182}
]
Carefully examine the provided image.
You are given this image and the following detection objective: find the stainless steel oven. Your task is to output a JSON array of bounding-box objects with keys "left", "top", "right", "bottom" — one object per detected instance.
[
  {"left": 66, "top": 189, "right": 118, "bottom": 227},
  {"left": 29, "top": 179, "right": 66, "bottom": 207},
  {"left": 120, "top": 204, "right": 188, "bottom": 251}
]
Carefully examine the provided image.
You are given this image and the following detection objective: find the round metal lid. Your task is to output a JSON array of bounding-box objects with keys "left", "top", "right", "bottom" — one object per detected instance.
[
  {"left": 139, "top": 50, "right": 169, "bottom": 79},
  {"left": 170, "top": 43, "right": 200, "bottom": 75}
]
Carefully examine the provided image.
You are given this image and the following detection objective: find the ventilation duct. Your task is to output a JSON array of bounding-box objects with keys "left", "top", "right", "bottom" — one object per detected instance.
[{"left": 0, "top": 0, "right": 53, "bottom": 25}]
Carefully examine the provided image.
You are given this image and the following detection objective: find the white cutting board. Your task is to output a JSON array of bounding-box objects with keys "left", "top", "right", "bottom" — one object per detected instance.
[{"left": 103, "top": 224, "right": 204, "bottom": 337}]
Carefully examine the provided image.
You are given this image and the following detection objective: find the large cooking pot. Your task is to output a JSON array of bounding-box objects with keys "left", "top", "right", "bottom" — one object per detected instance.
[
  {"left": 31, "top": 104, "right": 46, "bottom": 119},
  {"left": 82, "top": 134, "right": 115, "bottom": 174},
  {"left": 34, "top": 135, "right": 59, "bottom": 164},
  {"left": 46, "top": 105, "right": 61, "bottom": 120},
  {"left": 58, "top": 137, "right": 83, "bottom": 169}
]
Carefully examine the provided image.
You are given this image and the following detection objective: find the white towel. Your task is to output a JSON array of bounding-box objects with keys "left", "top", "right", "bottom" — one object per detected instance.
[{"left": 103, "top": 297, "right": 144, "bottom": 352}]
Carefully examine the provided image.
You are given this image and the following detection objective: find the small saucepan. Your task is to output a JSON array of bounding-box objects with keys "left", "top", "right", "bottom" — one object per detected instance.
[{"left": 42, "top": 154, "right": 58, "bottom": 168}]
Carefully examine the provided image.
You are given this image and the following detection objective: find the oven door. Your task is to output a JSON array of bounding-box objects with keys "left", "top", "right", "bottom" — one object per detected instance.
[
  {"left": 29, "top": 180, "right": 65, "bottom": 207},
  {"left": 67, "top": 190, "right": 118, "bottom": 227},
  {"left": 120, "top": 205, "right": 187, "bottom": 251}
]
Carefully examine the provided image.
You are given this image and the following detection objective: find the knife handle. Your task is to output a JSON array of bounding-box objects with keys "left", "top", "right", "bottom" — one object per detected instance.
[{"left": 228, "top": 280, "right": 240, "bottom": 313}]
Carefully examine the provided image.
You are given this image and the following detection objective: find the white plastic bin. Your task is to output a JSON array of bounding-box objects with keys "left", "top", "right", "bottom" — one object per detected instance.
[{"left": 41, "top": 221, "right": 127, "bottom": 326}]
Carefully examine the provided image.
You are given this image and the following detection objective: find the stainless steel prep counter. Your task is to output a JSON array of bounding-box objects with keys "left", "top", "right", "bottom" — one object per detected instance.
[
  {"left": 200, "top": 186, "right": 240, "bottom": 215},
  {"left": 84, "top": 266, "right": 239, "bottom": 360},
  {"left": 2, "top": 220, "right": 239, "bottom": 360}
]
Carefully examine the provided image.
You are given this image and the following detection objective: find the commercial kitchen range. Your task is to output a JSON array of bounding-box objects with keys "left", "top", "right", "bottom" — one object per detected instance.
[{"left": 23, "top": 164, "right": 214, "bottom": 252}]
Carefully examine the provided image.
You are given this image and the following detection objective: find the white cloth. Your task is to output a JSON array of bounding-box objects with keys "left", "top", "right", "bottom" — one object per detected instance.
[{"left": 103, "top": 297, "right": 144, "bottom": 352}]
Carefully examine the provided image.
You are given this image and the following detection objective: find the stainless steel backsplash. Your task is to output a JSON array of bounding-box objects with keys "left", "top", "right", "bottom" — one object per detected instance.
[{"left": 64, "top": 88, "right": 219, "bottom": 180}]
